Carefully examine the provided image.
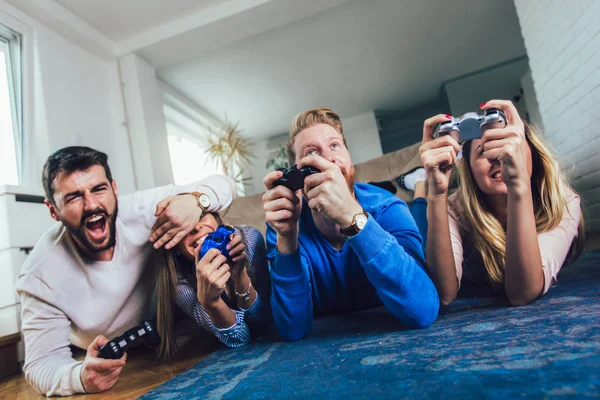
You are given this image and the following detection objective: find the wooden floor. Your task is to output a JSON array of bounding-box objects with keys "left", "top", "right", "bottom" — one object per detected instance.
[{"left": 0, "top": 339, "right": 215, "bottom": 400}]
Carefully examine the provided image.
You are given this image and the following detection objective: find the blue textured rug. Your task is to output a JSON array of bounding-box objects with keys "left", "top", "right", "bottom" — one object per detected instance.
[{"left": 142, "top": 251, "right": 600, "bottom": 399}]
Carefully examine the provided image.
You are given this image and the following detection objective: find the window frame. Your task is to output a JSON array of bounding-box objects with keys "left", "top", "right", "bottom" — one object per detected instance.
[{"left": 0, "top": 21, "right": 22, "bottom": 184}]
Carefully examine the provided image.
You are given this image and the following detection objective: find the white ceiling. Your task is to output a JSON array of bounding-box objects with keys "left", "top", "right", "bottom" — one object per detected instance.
[
  {"left": 54, "top": 0, "right": 223, "bottom": 41},
  {"left": 9, "top": 0, "right": 527, "bottom": 141},
  {"left": 156, "top": 0, "right": 527, "bottom": 139}
]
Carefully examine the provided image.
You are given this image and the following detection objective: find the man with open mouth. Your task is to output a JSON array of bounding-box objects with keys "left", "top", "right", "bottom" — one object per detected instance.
[{"left": 16, "top": 146, "right": 236, "bottom": 396}]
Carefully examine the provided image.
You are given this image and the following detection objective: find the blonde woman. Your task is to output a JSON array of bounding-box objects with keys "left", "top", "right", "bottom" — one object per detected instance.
[
  {"left": 420, "top": 99, "right": 583, "bottom": 307},
  {"left": 155, "top": 212, "right": 270, "bottom": 360}
]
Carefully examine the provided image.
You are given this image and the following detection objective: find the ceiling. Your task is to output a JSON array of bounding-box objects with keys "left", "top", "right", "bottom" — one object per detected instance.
[
  {"left": 8, "top": 0, "right": 527, "bottom": 140},
  {"left": 156, "top": 0, "right": 527, "bottom": 138},
  {"left": 54, "top": 0, "right": 223, "bottom": 41}
]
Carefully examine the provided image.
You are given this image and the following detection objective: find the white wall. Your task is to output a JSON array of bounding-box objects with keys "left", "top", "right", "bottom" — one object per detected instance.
[
  {"left": 342, "top": 111, "right": 382, "bottom": 165},
  {"left": 520, "top": 70, "right": 543, "bottom": 129},
  {"left": 377, "top": 98, "right": 449, "bottom": 154},
  {"left": 0, "top": 4, "right": 137, "bottom": 194},
  {"left": 514, "top": 0, "right": 600, "bottom": 232},
  {"left": 119, "top": 53, "right": 173, "bottom": 190},
  {"left": 443, "top": 57, "right": 530, "bottom": 116},
  {"left": 246, "top": 138, "right": 269, "bottom": 196}
]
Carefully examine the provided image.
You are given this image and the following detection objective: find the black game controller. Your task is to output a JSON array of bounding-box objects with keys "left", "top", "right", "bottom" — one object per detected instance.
[
  {"left": 199, "top": 224, "right": 235, "bottom": 259},
  {"left": 98, "top": 320, "right": 160, "bottom": 359},
  {"left": 273, "top": 165, "right": 320, "bottom": 191},
  {"left": 435, "top": 108, "right": 506, "bottom": 142}
]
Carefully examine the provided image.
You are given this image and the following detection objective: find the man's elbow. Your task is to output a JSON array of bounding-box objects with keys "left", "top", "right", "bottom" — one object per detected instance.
[
  {"left": 399, "top": 299, "right": 439, "bottom": 329},
  {"left": 273, "top": 311, "right": 312, "bottom": 341},
  {"left": 276, "top": 322, "right": 311, "bottom": 341},
  {"left": 404, "top": 311, "right": 437, "bottom": 329},
  {"left": 22, "top": 362, "right": 45, "bottom": 395}
]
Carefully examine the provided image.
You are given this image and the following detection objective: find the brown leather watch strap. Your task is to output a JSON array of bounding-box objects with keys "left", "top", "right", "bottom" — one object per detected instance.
[{"left": 340, "top": 210, "right": 368, "bottom": 237}]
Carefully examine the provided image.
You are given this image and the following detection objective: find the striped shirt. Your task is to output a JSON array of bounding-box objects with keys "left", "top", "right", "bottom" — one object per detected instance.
[{"left": 174, "top": 226, "right": 270, "bottom": 348}]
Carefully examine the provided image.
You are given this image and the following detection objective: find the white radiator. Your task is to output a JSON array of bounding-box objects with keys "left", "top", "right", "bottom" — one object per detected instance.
[{"left": 0, "top": 185, "right": 56, "bottom": 362}]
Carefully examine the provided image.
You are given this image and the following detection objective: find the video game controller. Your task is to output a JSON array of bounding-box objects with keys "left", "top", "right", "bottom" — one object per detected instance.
[
  {"left": 199, "top": 224, "right": 235, "bottom": 259},
  {"left": 98, "top": 320, "right": 160, "bottom": 359},
  {"left": 435, "top": 108, "right": 506, "bottom": 142},
  {"left": 273, "top": 165, "right": 321, "bottom": 191}
]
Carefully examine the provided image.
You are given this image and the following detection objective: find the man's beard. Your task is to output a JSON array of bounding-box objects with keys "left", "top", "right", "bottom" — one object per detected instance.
[
  {"left": 301, "top": 164, "right": 356, "bottom": 197},
  {"left": 64, "top": 203, "right": 118, "bottom": 254},
  {"left": 341, "top": 164, "right": 356, "bottom": 195}
]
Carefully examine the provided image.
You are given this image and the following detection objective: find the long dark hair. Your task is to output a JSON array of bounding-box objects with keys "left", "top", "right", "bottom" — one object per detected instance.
[{"left": 156, "top": 212, "right": 236, "bottom": 361}]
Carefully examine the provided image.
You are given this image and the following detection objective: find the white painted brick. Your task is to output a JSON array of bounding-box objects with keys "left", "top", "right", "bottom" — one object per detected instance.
[
  {"left": 574, "top": 154, "right": 600, "bottom": 177},
  {"left": 516, "top": 0, "right": 600, "bottom": 235},
  {"left": 580, "top": 186, "right": 600, "bottom": 203},
  {"left": 574, "top": 168, "right": 600, "bottom": 193}
]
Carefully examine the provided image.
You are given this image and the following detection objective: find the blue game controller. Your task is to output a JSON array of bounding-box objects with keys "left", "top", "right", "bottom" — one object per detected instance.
[
  {"left": 199, "top": 225, "right": 235, "bottom": 259},
  {"left": 435, "top": 108, "right": 506, "bottom": 142}
]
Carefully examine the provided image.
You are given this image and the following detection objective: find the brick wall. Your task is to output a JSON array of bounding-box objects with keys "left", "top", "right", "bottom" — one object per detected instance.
[{"left": 514, "top": 0, "right": 600, "bottom": 232}]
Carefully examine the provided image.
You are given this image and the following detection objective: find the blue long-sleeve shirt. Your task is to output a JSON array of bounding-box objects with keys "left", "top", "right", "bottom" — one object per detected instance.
[{"left": 266, "top": 183, "right": 440, "bottom": 341}]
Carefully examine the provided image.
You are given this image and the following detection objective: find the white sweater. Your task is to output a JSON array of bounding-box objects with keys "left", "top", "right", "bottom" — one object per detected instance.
[{"left": 15, "top": 175, "right": 235, "bottom": 396}]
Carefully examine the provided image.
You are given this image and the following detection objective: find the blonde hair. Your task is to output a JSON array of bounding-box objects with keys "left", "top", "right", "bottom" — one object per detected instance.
[
  {"left": 287, "top": 107, "right": 347, "bottom": 165},
  {"left": 455, "top": 121, "right": 584, "bottom": 284}
]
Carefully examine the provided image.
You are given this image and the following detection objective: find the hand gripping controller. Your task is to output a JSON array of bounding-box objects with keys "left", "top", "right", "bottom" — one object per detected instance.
[
  {"left": 436, "top": 109, "right": 506, "bottom": 142},
  {"left": 199, "top": 224, "right": 235, "bottom": 259},
  {"left": 98, "top": 320, "right": 160, "bottom": 359},
  {"left": 273, "top": 165, "right": 320, "bottom": 191}
]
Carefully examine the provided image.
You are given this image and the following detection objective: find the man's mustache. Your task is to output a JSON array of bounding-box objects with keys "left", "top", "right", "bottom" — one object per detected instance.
[{"left": 80, "top": 208, "right": 109, "bottom": 226}]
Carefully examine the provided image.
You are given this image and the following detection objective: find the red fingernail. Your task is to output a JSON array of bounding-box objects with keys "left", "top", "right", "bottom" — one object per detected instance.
[
  {"left": 445, "top": 114, "right": 452, "bottom": 119},
  {"left": 479, "top": 102, "right": 487, "bottom": 109}
]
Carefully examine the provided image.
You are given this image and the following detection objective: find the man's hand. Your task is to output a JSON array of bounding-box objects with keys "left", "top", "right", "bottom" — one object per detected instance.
[
  {"left": 149, "top": 194, "right": 203, "bottom": 250},
  {"left": 262, "top": 171, "right": 302, "bottom": 252},
  {"left": 195, "top": 247, "right": 231, "bottom": 307},
  {"left": 298, "top": 155, "right": 362, "bottom": 228},
  {"left": 226, "top": 233, "right": 247, "bottom": 278},
  {"left": 81, "top": 335, "right": 127, "bottom": 394}
]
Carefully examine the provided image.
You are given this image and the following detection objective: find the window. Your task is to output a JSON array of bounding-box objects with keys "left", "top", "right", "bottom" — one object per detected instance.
[
  {"left": 161, "top": 83, "right": 245, "bottom": 195},
  {"left": 167, "top": 134, "right": 223, "bottom": 185},
  {"left": 0, "top": 23, "right": 22, "bottom": 186}
]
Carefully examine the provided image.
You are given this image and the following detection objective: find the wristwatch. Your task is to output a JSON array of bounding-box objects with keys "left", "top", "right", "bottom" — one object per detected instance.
[
  {"left": 191, "top": 191, "right": 211, "bottom": 212},
  {"left": 340, "top": 210, "right": 368, "bottom": 238}
]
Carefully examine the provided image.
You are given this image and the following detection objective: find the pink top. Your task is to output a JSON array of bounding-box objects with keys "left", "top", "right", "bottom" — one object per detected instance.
[{"left": 446, "top": 188, "right": 581, "bottom": 295}]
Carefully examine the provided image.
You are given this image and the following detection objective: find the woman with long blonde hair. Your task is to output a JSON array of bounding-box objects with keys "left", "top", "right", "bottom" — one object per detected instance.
[
  {"left": 155, "top": 212, "right": 270, "bottom": 360},
  {"left": 419, "top": 99, "right": 583, "bottom": 306}
]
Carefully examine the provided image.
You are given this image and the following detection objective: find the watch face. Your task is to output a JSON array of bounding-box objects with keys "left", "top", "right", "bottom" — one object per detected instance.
[
  {"left": 356, "top": 214, "right": 368, "bottom": 230},
  {"left": 199, "top": 194, "right": 210, "bottom": 208}
]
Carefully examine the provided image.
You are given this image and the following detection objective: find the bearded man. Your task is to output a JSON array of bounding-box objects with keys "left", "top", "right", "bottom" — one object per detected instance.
[
  {"left": 16, "top": 146, "right": 235, "bottom": 396},
  {"left": 261, "top": 108, "right": 439, "bottom": 341}
]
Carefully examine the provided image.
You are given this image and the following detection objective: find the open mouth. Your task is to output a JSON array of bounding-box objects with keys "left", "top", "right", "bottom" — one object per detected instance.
[
  {"left": 85, "top": 214, "right": 108, "bottom": 242},
  {"left": 194, "top": 234, "right": 209, "bottom": 249},
  {"left": 490, "top": 170, "right": 502, "bottom": 180}
]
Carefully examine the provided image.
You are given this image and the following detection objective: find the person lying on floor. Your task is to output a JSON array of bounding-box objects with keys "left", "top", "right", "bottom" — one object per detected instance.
[
  {"left": 262, "top": 107, "right": 439, "bottom": 341},
  {"left": 155, "top": 211, "right": 270, "bottom": 359},
  {"left": 414, "top": 99, "right": 583, "bottom": 306},
  {"left": 16, "top": 146, "right": 235, "bottom": 396}
]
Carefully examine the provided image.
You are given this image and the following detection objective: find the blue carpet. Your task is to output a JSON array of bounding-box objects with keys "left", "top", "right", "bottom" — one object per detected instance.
[{"left": 142, "top": 251, "right": 600, "bottom": 399}]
